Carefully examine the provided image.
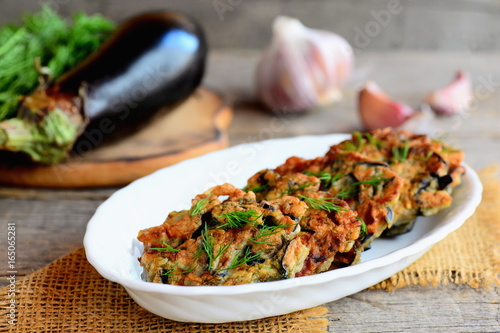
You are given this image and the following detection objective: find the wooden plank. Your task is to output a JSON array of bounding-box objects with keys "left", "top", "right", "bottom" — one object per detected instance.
[
  {"left": 0, "top": 198, "right": 103, "bottom": 275},
  {"left": 327, "top": 287, "right": 500, "bottom": 332}
]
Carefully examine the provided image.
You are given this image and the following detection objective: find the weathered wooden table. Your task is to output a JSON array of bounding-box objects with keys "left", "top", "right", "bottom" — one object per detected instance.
[{"left": 1, "top": 51, "right": 499, "bottom": 332}]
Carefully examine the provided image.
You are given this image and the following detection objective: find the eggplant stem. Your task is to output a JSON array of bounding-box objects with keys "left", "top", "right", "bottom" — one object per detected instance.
[{"left": 0, "top": 108, "right": 83, "bottom": 164}]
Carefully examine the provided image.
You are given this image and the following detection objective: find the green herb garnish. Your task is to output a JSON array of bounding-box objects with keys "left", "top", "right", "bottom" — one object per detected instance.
[
  {"left": 335, "top": 187, "right": 357, "bottom": 200},
  {"left": 353, "top": 131, "right": 364, "bottom": 145},
  {"left": 190, "top": 194, "right": 212, "bottom": 216},
  {"left": 330, "top": 173, "right": 344, "bottom": 184},
  {"left": 343, "top": 141, "right": 359, "bottom": 153},
  {"left": 335, "top": 175, "right": 394, "bottom": 199},
  {"left": 392, "top": 141, "right": 410, "bottom": 163},
  {"left": 249, "top": 223, "right": 295, "bottom": 245},
  {"left": 365, "top": 133, "right": 382, "bottom": 149},
  {"left": 201, "top": 224, "right": 232, "bottom": 271},
  {"left": 303, "top": 171, "right": 343, "bottom": 189},
  {"left": 354, "top": 175, "right": 395, "bottom": 187},
  {"left": 161, "top": 263, "right": 196, "bottom": 276},
  {"left": 150, "top": 241, "right": 180, "bottom": 253},
  {"left": 342, "top": 132, "right": 365, "bottom": 153},
  {"left": 223, "top": 247, "right": 263, "bottom": 271},
  {"left": 298, "top": 195, "right": 348, "bottom": 213},
  {"left": 423, "top": 151, "right": 433, "bottom": 162},
  {"left": 356, "top": 217, "right": 368, "bottom": 238},
  {"left": 304, "top": 171, "right": 331, "bottom": 182},
  {"left": 244, "top": 182, "right": 269, "bottom": 193},
  {"left": 0, "top": 5, "right": 115, "bottom": 120},
  {"left": 285, "top": 181, "right": 316, "bottom": 195},
  {"left": 217, "top": 210, "right": 261, "bottom": 229},
  {"left": 162, "top": 247, "right": 204, "bottom": 276}
]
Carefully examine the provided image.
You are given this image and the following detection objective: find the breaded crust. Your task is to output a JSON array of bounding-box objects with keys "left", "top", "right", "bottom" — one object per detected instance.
[
  {"left": 138, "top": 128, "right": 464, "bottom": 286},
  {"left": 138, "top": 184, "right": 363, "bottom": 286}
]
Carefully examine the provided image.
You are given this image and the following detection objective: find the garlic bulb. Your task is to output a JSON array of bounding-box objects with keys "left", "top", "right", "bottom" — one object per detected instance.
[{"left": 256, "top": 16, "right": 353, "bottom": 113}]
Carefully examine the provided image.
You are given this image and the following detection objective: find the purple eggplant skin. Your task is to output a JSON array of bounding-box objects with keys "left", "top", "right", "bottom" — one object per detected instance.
[{"left": 55, "top": 11, "right": 207, "bottom": 150}]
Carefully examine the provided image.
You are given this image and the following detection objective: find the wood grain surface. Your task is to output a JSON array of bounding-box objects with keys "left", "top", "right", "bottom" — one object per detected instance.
[{"left": 0, "top": 89, "right": 232, "bottom": 188}]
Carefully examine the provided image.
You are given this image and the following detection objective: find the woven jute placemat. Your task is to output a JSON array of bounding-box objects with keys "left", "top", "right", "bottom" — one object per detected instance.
[{"left": 1, "top": 166, "right": 499, "bottom": 332}]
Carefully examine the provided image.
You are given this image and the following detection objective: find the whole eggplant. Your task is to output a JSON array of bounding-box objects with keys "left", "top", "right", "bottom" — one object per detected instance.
[{"left": 0, "top": 11, "right": 207, "bottom": 164}]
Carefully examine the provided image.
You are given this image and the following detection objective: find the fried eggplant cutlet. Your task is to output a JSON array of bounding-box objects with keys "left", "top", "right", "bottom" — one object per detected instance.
[
  {"left": 138, "top": 183, "right": 364, "bottom": 286},
  {"left": 245, "top": 128, "right": 464, "bottom": 242},
  {"left": 247, "top": 154, "right": 403, "bottom": 247},
  {"left": 326, "top": 128, "right": 465, "bottom": 235}
]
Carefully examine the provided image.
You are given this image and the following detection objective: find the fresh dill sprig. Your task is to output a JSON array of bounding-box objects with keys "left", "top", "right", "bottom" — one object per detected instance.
[
  {"left": 356, "top": 217, "right": 368, "bottom": 238},
  {"left": 190, "top": 193, "right": 212, "bottom": 216},
  {"left": 201, "top": 224, "right": 232, "bottom": 271},
  {"left": 222, "top": 246, "right": 263, "bottom": 271},
  {"left": 335, "top": 187, "right": 357, "bottom": 200},
  {"left": 392, "top": 141, "right": 410, "bottom": 163},
  {"left": 422, "top": 151, "right": 433, "bottom": 162},
  {"left": 330, "top": 172, "right": 344, "bottom": 183},
  {"left": 161, "top": 263, "right": 196, "bottom": 276},
  {"left": 217, "top": 210, "right": 262, "bottom": 229},
  {"left": 353, "top": 131, "right": 364, "bottom": 145},
  {"left": 244, "top": 182, "right": 269, "bottom": 193},
  {"left": 0, "top": 5, "right": 115, "bottom": 120},
  {"left": 150, "top": 241, "right": 180, "bottom": 253},
  {"left": 303, "top": 171, "right": 343, "bottom": 189},
  {"left": 304, "top": 171, "right": 331, "bottom": 182},
  {"left": 285, "top": 181, "right": 316, "bottom": 195},
  {"left": 354, "top": 175, "right": 395, "bottom": 187},
  {"left": 335, "top": 175, "right": 394, "bottom": 199},
  {"left": 298, "top": 195, "right": 348, "bottom": 213},
  {"left": 343, "top": 141, "right": 359, "bottom": 153},
  {"left": 365, "top": 133, "right": 382, "bottom": 149},
  {"left": 342, "top": 132, "right": 365, "bottom": 153},
  {"left": 249, "top": 223, "right": 295, "bottom": 245}
]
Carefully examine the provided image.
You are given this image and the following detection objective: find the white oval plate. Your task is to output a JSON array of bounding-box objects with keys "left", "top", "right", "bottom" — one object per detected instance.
[{"left": 84, "top": 134, "right": 482, "bottom": 323}]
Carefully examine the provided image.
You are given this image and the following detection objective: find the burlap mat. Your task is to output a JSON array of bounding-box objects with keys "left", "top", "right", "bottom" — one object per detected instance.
[{"left": 1, "top": 166, "right": 499, "bottom": 332}]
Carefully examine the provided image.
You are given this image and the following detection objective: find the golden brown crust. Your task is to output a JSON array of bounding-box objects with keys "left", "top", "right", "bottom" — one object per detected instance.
[
  {"left": 138, "top": 128, "right": 465, "bottom": 286},
  {"left": 138, "top": 183, "right": 363, "bottom": 286}
]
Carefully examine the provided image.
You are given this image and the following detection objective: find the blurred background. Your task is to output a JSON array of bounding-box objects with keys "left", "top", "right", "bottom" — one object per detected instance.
[
  {"left": 0, "top": 0, "right": 498, "bottom": 169},
  {"left": 1, "top": 0, "right": 499, "bottom": 51}
]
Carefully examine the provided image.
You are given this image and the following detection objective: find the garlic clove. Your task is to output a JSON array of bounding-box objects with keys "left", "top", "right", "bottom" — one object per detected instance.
[
  {"left": 359, "top": 81, "right": 415, "bottom": 131},
  {"left": 256, "top": 16, "right": 353, "bottom": 113},
  {"left": 426, "top": 71, "right": 472, "bottom": 115}
]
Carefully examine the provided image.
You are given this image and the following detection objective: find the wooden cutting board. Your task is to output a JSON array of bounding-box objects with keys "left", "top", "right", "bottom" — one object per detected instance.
[{"left": 0, "top": 88, "right": 232, "bottom": 188}]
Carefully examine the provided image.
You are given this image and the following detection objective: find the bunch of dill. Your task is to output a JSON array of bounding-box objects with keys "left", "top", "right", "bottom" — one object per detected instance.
[{"left": 0, "top": 5, "right": 115, "bottom": 120}]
